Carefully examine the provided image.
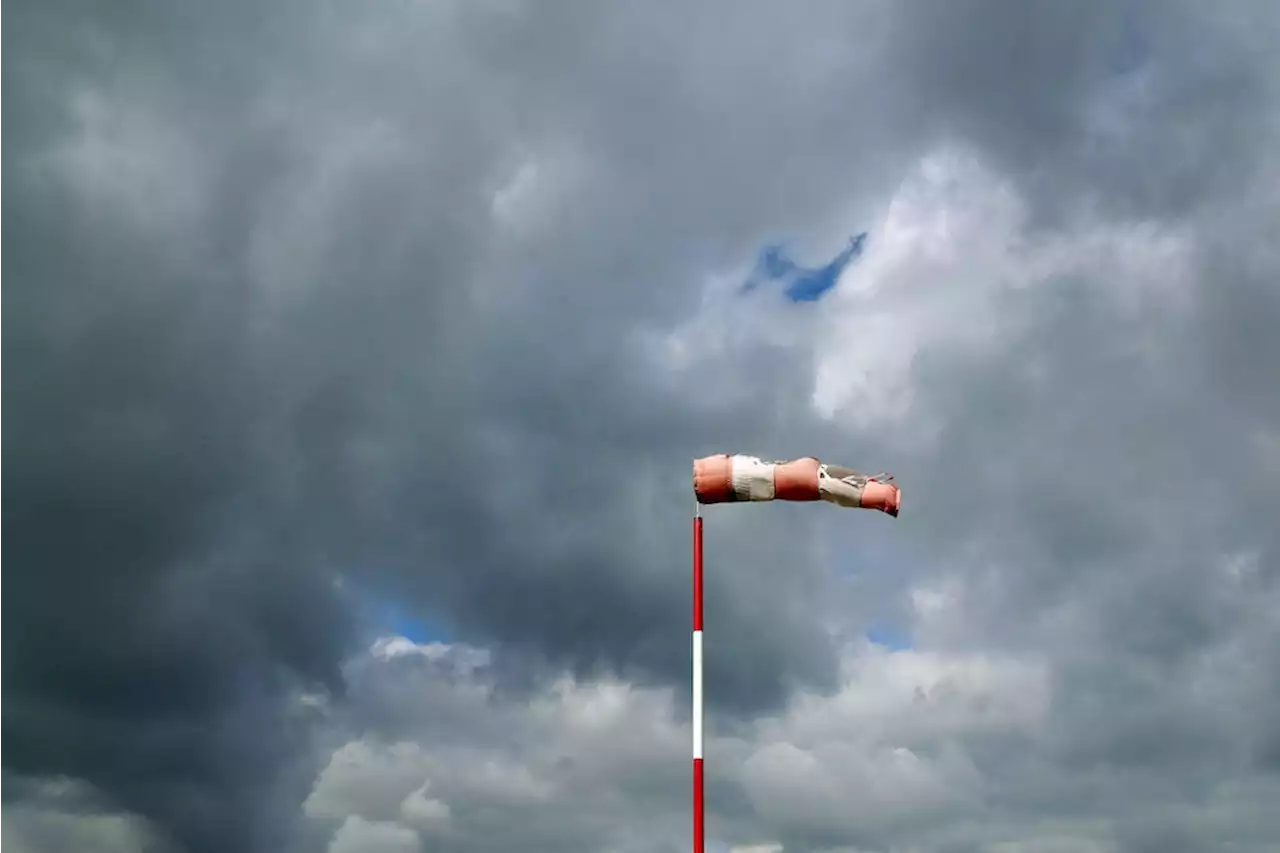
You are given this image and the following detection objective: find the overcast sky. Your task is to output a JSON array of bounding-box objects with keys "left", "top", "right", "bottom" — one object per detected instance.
[{"left": 5, "top": 1, "right": 1280, "bottom": 852}]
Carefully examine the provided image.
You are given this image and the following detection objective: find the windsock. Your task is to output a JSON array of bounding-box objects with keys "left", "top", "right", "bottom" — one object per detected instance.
[{"left": 692, "top": 454, "right": 900, "bottom": 517}]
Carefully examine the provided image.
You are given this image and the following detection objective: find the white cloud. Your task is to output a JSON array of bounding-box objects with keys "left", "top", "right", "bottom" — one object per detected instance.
[
  {"left": 810, "top": 149, "right": 1197, "bottom": 441},
  {"left": 327, "top": 816, "right": 422, "bottom": 853},
  {"left": 398, "top": 784, "right": 451, "bottom": 832},
  {"left": 0, "top": 778, "right": 177, "bottom": 853},
  {"left": 649, "top": 145, "right": 1199, "bottom": 457},
  {"left": 305, "top": 740, "right": 433, "bottom": 824},
  {"left": 302, "top": 635, "right": 1061, "bottom": 851}
]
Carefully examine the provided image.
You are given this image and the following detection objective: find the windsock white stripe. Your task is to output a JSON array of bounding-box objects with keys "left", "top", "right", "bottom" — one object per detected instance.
[
  {"left": 692, "top": 630, "right": 704, "bottom": 759},
  {"left": 731, "top": 456, "right": 776, "bottom": 501}
]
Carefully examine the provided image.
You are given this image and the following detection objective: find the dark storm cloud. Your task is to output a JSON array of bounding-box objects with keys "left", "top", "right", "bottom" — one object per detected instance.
[
  {"left": 2, "top": 85, "right": 356, "bottom": 847},
  {"left": 3, "top": 2, "right": 888, "bottom": 847},
  {"left": 5, "top": 4, "right": 374, "bottom": 851},
  {"left": 6, "top": 1, "right": 1280, "bottom": 852}
]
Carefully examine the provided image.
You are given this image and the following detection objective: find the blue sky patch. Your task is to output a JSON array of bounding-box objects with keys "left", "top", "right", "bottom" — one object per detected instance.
[
  {"left": 352, "top": 583, "right": 454, "bottom": 644},
  {"left": 742, "top": 232, "right": 867, "bottom": 303},
  {"left": 381, "top": 603, "right": 452, "bottom": 644},
  {"left": 866, "top": 623, "right": 913, "bottom": 651}
]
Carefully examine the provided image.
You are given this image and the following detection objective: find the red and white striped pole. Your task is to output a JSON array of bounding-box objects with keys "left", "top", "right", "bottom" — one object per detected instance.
[{"left": 692, "top": 507, "right": 704, "bottom": 853}]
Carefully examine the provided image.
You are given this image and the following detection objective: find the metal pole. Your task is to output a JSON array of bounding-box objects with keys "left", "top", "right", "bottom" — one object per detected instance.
[{"left": 693, "top": 508, "right": 704, "bottom": 853}]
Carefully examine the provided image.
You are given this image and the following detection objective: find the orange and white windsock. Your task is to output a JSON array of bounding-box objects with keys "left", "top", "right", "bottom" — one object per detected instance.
[{"left": 692, "top": 454, "right": 901, "bottom": 517}]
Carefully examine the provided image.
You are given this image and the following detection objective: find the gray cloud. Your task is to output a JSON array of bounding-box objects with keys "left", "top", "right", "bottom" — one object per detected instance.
[{"left": 5, "top": 0, "right": 1280, "bottom": 851}]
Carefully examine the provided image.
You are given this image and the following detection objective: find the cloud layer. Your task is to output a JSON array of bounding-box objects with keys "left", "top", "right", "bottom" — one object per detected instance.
[{"left": 5, "top": 1, "right": 1280, "bottom": 851}]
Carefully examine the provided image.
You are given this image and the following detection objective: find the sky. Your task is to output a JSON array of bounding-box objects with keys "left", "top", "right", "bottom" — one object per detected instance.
[{"left": 3, "top": 1, "right": 1280, "bottom": 852}]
